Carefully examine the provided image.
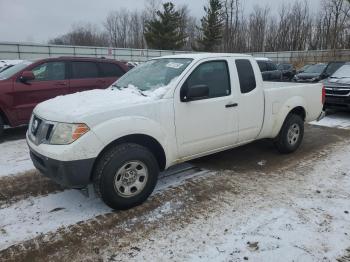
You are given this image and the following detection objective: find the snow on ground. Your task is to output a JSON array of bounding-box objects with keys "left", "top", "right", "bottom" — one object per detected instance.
[
  {"left": 310, "top": 112, "right": 350, "bottom": 129},
  {"left": 0, "top": 167, "right": 209, "bottom": 250},
  {"left": 104, "top": 141, "right": 350, "bottom": 262},
  {"left": 0, "top": 139, "right": 34, "bottom": 177}
]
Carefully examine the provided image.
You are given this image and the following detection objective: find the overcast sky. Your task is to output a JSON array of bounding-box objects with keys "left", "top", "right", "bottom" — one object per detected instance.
[{"left": 0, "top": 0, "right": 321, "bottom": 43}]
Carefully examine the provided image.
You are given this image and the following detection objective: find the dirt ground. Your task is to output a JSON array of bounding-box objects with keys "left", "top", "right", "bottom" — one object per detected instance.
[{"left": 0, "top": 121, "right": 350, "bottom": 262}]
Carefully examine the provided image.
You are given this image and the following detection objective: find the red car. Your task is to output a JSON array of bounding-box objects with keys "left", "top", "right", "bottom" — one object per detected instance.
[{"left": 0, "top": 57, "right": 128, "bottom": 136}]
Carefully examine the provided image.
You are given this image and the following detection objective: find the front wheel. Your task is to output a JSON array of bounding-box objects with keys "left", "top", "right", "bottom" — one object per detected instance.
[
  {"left": 93, "top": 143, "right": 159, "bottom": 210},
  {"left": 274, "top": 114, "right": 304, "bottom": 154}
]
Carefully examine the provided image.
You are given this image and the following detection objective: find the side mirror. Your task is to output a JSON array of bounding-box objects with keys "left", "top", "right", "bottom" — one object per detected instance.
[
  {"left": 20, "top": 71, "right": 35, "bottom": 82},
  {"left": 182, "top": 84, "right": 209, "bottom": 102}
]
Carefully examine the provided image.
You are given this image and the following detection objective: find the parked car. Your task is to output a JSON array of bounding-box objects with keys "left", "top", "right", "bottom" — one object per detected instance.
[
  {"left": 293, "top": 61, "right": 345, "bottom": 83},
  {"left": 323, "top": 62, "right": 350, "bottom": 110},
  {"left": 277, "top": 63, "right": 296, "bottom": 81},
  {"left": 27, "top": 53, "right": 325, "bottom": 210},
  {"left": 0, "top": 57, "right": 128, "bottom": 136},
  {"left": 256, "top": 58, "right": 283, "bottom": 81},
  {"left": 296, "top": 64, "right": 314, "bottom": 74}
]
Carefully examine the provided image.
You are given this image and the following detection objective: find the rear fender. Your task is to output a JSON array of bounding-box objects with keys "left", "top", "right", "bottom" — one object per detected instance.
[{"left": 270, "top": 96, "right": 307, "bottom": 138}]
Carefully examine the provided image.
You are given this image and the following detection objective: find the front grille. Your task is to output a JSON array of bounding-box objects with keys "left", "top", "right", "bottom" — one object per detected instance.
[
  {"left": 29, "top": 115, "right": 56, "bottom": 145},
  {"left": 325, "top": 87, "right": 350, "bottom": 97}
]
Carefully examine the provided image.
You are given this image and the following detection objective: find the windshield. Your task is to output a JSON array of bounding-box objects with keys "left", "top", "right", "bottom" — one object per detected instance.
[
  {"left": 0, "top": 61, "right": 32, "bottom": 80},
  {"left": 114, "top": 58, "right": 193, "bottom": 92},
  {"left": 331, "top": 64, "right": 350, "bottom": 78},
  {"left": 304, "top": 64, "right": 326, "bottom": 74},
  {"left": 325, "top": 62, "right": 345, "bottom": 76}
]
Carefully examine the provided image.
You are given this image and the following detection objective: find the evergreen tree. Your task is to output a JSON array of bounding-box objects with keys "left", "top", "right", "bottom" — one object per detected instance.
[
  {"left": 144, "top": 2, "right": 187, "bottom": 50},
  {"left": 196, "top": 0, "right": 224, "bottom": 52}
]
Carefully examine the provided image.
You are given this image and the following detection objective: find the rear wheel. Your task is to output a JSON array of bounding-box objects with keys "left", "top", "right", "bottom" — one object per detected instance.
[
  {"left": 93, "top": 143, "right": 159, "bottom": 210},
  {"left": 274, "top": 114, "right": 304, "bottom": 154}
]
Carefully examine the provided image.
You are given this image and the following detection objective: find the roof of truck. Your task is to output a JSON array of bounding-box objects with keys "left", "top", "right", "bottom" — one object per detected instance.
[{"left": 158, "top": 53, "right": 251, "bottom": 60}]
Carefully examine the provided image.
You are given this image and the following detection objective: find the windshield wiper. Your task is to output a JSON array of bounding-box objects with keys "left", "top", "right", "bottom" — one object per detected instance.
[
  {"left": 111, "top": 84, "right": 148, "bottom": 97},
  {"left": 111, "top": 84, "right": 124, "bottom": 90}
]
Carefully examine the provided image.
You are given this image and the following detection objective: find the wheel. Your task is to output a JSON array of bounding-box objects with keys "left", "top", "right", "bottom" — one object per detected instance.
[
  {"left": 0, "top": 115, "right": 4, "bottom": 138},
  {"left": 93, "top": 143, "right": 159, "bottom": 210},
  {"left": 274, "top": 114, "right": 304, "bottom": 154}
]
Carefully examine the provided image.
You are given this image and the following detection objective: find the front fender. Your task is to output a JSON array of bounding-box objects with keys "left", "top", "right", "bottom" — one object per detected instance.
[{"left": 91, "top": 116, "right": 175, "bottom": 166}]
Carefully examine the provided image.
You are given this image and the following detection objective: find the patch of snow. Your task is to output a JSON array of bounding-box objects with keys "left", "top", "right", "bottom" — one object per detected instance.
[
  {"left": 104, "top": 142, "right": 350, "bottom": 262},
  {"left": 310, "top": 112, "right": 350, "bottom": 129},
  {"left": 0, "top": 139, "right": 34, "bottom": 177},
  {"left": 0, "top": 167, "right": 210, "bottom": 250},
  {"left": 0, "top": 190, "right": 110, "bottom": 250}
]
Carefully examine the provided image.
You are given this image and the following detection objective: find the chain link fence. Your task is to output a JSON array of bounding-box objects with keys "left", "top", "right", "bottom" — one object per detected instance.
[{"left": 1, "top": 42, "right": 350, "bottom": 65}]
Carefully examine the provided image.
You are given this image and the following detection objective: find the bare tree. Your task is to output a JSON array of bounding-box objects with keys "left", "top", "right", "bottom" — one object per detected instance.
[{"left": 49, "top": 23, "right": 108, "bottom": 47}]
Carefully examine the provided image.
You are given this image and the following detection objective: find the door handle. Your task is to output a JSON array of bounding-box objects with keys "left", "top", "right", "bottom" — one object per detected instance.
[{"left": 225, "top": 103, "right": 238, "bottom": 108}]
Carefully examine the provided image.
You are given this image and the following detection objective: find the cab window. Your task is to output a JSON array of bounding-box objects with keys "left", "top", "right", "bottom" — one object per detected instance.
[{"left": 182, "top": 60, "right": 231, "bottom": 100}]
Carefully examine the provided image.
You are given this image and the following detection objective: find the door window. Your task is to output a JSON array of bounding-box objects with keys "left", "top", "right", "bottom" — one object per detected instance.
[
  {"left": 267, "top": 62, "right": 277, "bottom": 71},
  {"left": 182, "top": 61, "right": 231, "bottom": 100},
  {"left": 31, "top": 62, "right": 66, "bottom": 81},
  {"left": 71, "top": 62, "right": 99, "bottom": 79},
  {"left": 99, "top": 62, "right": 125, "bottom": 77},
  {"left": 235, "top": 59, "right": 257, "bottom": 94}
]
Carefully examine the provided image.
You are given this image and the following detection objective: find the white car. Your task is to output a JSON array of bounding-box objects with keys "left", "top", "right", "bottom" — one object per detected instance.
[{"left": 27, "top": 53, "right": 325, "bottom": 210}]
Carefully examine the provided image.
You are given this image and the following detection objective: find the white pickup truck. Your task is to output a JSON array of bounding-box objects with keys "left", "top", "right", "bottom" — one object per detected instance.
[{"left": 27, "top": 53, "right": 325, "bottom": 210}]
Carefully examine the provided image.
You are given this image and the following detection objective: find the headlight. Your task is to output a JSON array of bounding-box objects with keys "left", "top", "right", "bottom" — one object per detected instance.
[{"left": 50, "top": 123, "right": 89, "bottom": 145}]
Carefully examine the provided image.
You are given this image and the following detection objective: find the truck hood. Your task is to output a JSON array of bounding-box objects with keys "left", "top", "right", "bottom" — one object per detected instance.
[
  {"left": 324, "top": 77, "right": 350, "bottom": 86},
  {"left": 34, "top": 86, "right": 170, "bottom": 123},
  {"left": 295, "top": 72, "right": 320, "bottom": 80}
]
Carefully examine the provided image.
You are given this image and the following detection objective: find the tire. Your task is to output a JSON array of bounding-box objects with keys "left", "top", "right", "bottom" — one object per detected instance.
[
  {"left": 93, "top": 143, "right": 159, "bottom": 210},
  {"left": 0, "top": 115, "right": 4, "bottom": 138},
  {"left": 274, "top": 114, "right": 304, "bottom": 154}
]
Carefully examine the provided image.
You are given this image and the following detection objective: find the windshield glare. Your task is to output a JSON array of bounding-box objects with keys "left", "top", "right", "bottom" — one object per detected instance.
[
  {"left": 304, "top": 64, "right": 326, "bottom": 74},
  {"left": 331, "top": 65, "right": 350, "bottom": 78},
  {"left": 114, "top": 58, "right": 193, "bottom": 91},
  {"left": 0, "top": 61, "right": 32, "bottom": 80}
]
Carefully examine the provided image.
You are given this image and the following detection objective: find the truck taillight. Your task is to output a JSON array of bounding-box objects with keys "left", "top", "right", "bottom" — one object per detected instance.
[{"left": 322, "top": 86, "right": 326, "bottom": 105}]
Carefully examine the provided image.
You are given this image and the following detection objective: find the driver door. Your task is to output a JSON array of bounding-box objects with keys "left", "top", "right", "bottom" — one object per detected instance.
[
  {"left": 174, "top": 59, "right": 239, "bottom": 158},
  {"left": 13, "top": 61, "right": 68, "bottom": 121}
]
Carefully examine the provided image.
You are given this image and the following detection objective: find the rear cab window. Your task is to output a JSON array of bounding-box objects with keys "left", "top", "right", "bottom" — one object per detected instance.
[{"left": 235, "top": 59, "right": 257, "bottom": 94}]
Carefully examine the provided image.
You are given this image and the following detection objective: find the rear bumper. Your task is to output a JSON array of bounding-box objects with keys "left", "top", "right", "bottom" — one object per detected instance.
[{"left": 29, "top": 147, "right": 95, "bottom": 188}]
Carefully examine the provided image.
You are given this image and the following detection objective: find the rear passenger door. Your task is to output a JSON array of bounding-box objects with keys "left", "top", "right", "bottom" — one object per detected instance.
[
  {"left": 98, "top": 62, "right": 126, "bottom": 88},
  {"left": 235, "top": 59, "right": 264, "bottom": 142},
  {"left": 68, "top": 61, "right": 101, "bottom": 94}
]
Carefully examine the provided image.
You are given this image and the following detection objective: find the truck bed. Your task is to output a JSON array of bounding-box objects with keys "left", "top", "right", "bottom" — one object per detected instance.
[{"left": 258, "top": 81, "right": 323, "bottom": 139}]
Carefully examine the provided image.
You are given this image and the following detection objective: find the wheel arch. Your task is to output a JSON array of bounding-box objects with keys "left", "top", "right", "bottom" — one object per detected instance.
[
  {"left": 90, "top": 133, "right": 167, "bottom": 181},
  {"left": 0, "top": 107, "right": 10, "bottom": 126}
]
